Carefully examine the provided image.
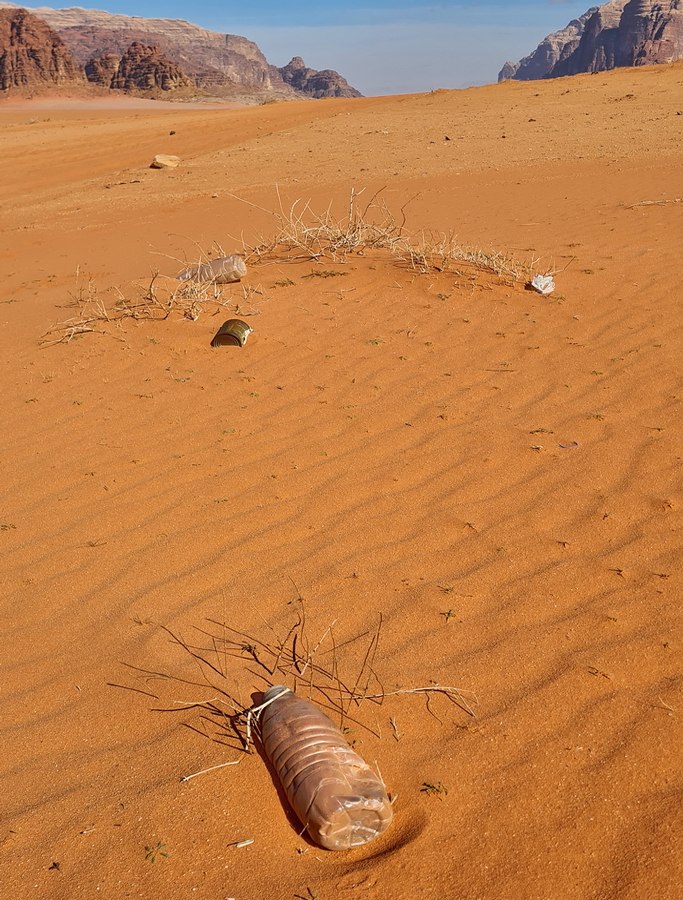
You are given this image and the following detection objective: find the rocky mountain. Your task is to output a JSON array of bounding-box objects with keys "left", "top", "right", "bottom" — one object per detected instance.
[
  {"left": 499, "top": 6, "right": 603, "bottom": 81},
  {"left": 0, "top": 3, "right": 362, "bottom": 100},
  {"left": 26, "top": 5, "right": 282, "bottom": 92},
  {"left": 278, "top": 56, "right": 362, "bottom": 99},
  {"left": 500, "top": 0, "right": 683, "bottom": 81},
  {"left": 86, "top": 41, "right": 193, "bottom": 92},
  {"left": 83, "top": 49, "right": 117, "bottom": 86},
  {"left": 0, "top": 6, "right": 83, "bottom": 90}
]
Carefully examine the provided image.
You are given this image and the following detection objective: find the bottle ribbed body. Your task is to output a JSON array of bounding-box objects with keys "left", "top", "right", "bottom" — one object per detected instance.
[
  {"left": 177, "top": 254, "right": 246, "bottom": 284},
  {"left": 258, "top": 686, "right": 393, "bottom": 851}
]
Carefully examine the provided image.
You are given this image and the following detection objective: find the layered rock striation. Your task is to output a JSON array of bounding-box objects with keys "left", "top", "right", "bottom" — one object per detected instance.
[
  {"left": 83, "top": 50, "right": 118, "bottom": 87},
  {"left": 499, "top": 6, "right": 603, "bottom": 81},
  {"left": 0, "top": 4, "right": 362, "bottom": 100},
  {"left": 0, "top": 6, "right": 83, "bottom": 90},
  {"left": 86, "top": 42, "right": 193, "bottom": 92},
  {"left": 500, "top": 0, "right": 683, "bottom": 81}
]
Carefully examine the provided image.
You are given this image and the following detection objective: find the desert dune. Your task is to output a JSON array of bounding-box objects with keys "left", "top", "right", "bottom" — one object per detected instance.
[{"left": 1, "top": 64, "right": 681, "bottom": 899}]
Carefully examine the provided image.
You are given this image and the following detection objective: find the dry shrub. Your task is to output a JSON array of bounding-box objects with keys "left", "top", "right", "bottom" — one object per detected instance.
[
  {"left": 237, "top": 186, "right": 532, "bottom": 281},
  {"left": 41, "top": 188, "right": 531, "bottom": 347},
  {"left": 119, "top": 601, "right": 477, "bottom": 759},
  {"left": 40, "top": 259, "right": 238, "bottom": 348}
]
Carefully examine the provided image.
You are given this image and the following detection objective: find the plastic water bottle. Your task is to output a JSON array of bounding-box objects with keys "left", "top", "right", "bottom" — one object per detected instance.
[
  {"left": 177, "top": 255, "right": 247, "bottom": 284},
  {"left": 257, "top": 686, "right": 393, "bottom": 851}
]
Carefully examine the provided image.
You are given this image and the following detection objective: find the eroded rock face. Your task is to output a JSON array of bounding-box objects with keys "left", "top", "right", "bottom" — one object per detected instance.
[
  {"left": 500, "top": 0, "right": 683, "bottom": 81},
  {"left": 0, "top": 3, "right": 299, "bottom": 94},
  {"left": 84, "top": 50, "right": 119, "bottom": 87},
  {"left": 499, "top": 6, "right": 603, "bottom": 81},
  {"left": 553, "top": 0, "right": 632, "bottom": 76},
  {"left": 109, "top": 42, "right": 192, "bottom": 92},
  {"left": 0, "top": 7, "right": 83, "bottom": 90},
  {"left": 0, "top": 4, "right": 362, "bottom": 99},
  {"left": 616, "top": 0, "right": 683, "bottom": 65},
  {"left": 278, "top": 56, "right": 362, "bottom": 98},
  {"left": 498, "top": 60, "right": 520, "bottom": 81}
]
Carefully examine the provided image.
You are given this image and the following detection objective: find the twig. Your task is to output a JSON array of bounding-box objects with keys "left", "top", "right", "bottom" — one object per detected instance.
[
  {"left": 180, "top": 759, "right": 242, "bottom": 782},
  {"left": 125, "top": 602, "right": 477, "bottom": 755},
  {"left": 627, "top": 198, "right": 682, "bottom": 209}
]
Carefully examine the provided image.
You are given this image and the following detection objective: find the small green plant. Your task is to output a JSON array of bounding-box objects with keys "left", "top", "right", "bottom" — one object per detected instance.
[
  {"left": 440, "top": 609, "right": 457, "bottom": 623},
  {"left": 144, "top": 842, "right": 169, "bottom": 863}
]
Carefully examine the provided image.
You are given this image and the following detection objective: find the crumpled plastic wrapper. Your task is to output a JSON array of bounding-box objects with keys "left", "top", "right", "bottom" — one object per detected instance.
[{"left": 530, "top": 274, "right": 555, "bottom": 295}]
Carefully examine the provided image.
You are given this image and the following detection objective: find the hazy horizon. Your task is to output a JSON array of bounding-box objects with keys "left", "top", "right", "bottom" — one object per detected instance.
[{"left": 10, "top": 1, "right": 596, "bottom": 95}]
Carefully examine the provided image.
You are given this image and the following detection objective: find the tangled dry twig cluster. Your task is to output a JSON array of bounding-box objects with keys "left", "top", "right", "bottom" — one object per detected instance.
[
  {"left": 39, "top": 265, "right": 237, "bottom": 348},
  {"left": 120, "top": 599, "right": 477, "bottom": 756},
  {"left": 238, "top": 187, "right": 530, "bottom": 281},
  {"left": 41, "top": 188, "right": 530, "bottom": 347}
]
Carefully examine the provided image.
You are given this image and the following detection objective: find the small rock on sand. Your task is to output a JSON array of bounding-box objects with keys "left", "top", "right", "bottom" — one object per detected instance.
[{"left": 150, "top": 154, "right": 180, "bottom": 169}]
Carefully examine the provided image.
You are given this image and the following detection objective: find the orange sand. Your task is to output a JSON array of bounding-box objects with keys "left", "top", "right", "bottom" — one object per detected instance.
[{"left": 1, "top": 65, "right": 681, "bottom": 899}]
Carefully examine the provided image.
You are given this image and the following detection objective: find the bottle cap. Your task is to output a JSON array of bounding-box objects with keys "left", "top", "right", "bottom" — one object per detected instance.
[{"left": 263, "top": 685, "right": 291, "bottom": 703}]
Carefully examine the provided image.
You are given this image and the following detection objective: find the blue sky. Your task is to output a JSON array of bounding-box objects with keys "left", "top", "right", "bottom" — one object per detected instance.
[{"left": 21, "top": 1, "right": 595, "bottom": 94}]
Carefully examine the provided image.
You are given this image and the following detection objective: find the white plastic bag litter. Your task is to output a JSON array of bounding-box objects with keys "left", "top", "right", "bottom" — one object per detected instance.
[{"left": 530, "top": 275, "right": 555, "bottom": 295}]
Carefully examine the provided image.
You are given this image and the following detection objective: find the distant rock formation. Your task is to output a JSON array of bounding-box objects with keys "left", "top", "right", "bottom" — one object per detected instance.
[
  {"left": 0, "top": 4, "right": 362, "bottom": 100},
  {"left": 84, "top": 50, "right": 119, "bottom": 87},
  {"left": 46, "top": 16, "right": 281, "bottom": 92},
  {"left": 499, "top": 0, "right": 683, "bottom": 81},
  {"left": 86, "top": 42, "right": 193, "bottom": 92},
  {"left": 0, "top": 7, "right": 83, "bottom": 91},
  {"left": 278, "top": 56, "right": 363, "bottom": 98},
  {"left": 499, "top": 6, "right": 603, "bottom": 80},
  {"left": 552, "top": 0, "right": 630, "bottom": 77}
]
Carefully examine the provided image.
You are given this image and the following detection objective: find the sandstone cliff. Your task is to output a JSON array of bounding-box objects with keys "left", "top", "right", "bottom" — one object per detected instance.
[
  {"left": 0, "top": 7, "right": 83, "bottom": 91},
  {"left": 278, "top": 56, "right": 363, "bottom": 99},
  {"left": 500, "top": 0, "right": 683, "bottom": 81},
  {"left": 87, "top": 42, "right": 193, "bottom": 92},
  {"left": 499, "top": 6, "right": 603, "bottom": 80},
  {"left": 552, "top": 0, "right": 630, "bottom": 77},
  {"left": 0, "top": 4, "right": 362, "bottom": 100},
  {"left": 83, "top": 50, "right": 118, "bottom": 87}
]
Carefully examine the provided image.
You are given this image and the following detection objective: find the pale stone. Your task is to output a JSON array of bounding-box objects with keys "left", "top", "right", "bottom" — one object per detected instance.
[{"left": 150, "top": 154, "right": 180, "bottom": 169}]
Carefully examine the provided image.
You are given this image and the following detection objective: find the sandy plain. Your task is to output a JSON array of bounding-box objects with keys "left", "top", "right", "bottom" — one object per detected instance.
[{"left": 1, "top": 64, "right": 682, "bottom": 900}]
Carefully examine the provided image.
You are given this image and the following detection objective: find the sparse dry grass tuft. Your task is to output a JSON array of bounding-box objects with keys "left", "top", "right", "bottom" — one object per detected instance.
[
  {"left": 235, "top": 186, "right": 531, "bottom": 281},
  {"left": 240, "top": 187, "right": 408, "bottom": 263},
  {"left": 41, "top": 188, "right": 531, "bottom": 347},
  {"left": 118, "top": 599, "right": 477, "bottom": 760},
  {"left": 40, "top": 265, "right": 236, "bottom": 347}
]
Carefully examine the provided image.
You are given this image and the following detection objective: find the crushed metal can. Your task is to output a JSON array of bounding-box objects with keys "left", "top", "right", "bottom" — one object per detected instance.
[{"left": 211, "top": 319, "right": 253, "bottom": 348}]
